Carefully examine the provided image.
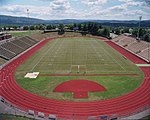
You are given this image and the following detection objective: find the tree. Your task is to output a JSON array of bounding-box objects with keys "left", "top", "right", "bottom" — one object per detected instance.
[
  {"left": 39, "top": 24, "right": 45, "bottom": 30},
  {"left": 77, "top": 24, "right": 82, "bottom": 31},
  {"left": 129, "top": 28, "right": 133, "bottom": 34},
  {"left": 23, "top": 26, "right": 29, "bottom": 30},
  {"left": 4, "top": 26, "right": 6, "bottom": 31},
  {"left": 144, "top": 34, "right": 149, "bottom": 42},
  {"left": 115, "top": 28, "right": 120, "bottom": 35},
  {"left": 102, "top": 28, "right": 110, "bottom": 38},
  {"left": 58, "top": 29, "right": 65, "bottom": 35},
  {"left": 0, "top": 27, "right": 2, "bottom": 31},
  {"left": 122, "top": 28, "right": 129, "bottom": 33},
  {"left": 52, "top": 25, "right": 56, "bottom": 29},
  {"left": 82, "top": 24, "right": 87, "bottom": 31},
  {"left": 57, "top": 24, "right": 65, "bottom": 35},
  {"left": 139, "top": 28, "right": 147, "bottom": 38},
  {"left": 46, "top": 24, "right": 52, "bottom": 30},
  {"left": 132, "top": 28, "right": 138, "bottom": 37},
  {"left": 67, "top": 24, "right": 74, "bottom": 30},
  {"left": 30, "top": 25, "right": 35, "bottom": 30},
  {"left": 35, "top": 25, "right": 39, "bottom": 30},
  {"left": 91, "top": 23, "right": 100, "bottom": 35},
  {"left": 73, "top": 23, "right": 77, "bottom": 28},
  {"left": 58, "top": 24, "right": 64, "bottom": 30}
]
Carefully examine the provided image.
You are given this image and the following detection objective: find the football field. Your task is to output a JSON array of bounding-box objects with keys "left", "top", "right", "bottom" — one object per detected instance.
[{"left": 16, "top": 37, "right": 140, "bottom": 74}]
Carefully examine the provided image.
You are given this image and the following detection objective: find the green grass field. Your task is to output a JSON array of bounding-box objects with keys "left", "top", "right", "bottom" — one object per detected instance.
[
  {"left": 8, "top": 30, "right": 40, "bottom": 37},
  {"left": 0, "top": 114, "right": 35, "bottom": 120},
  {"left": 15, "top": 37, "right": 143, "bottom": 101}
]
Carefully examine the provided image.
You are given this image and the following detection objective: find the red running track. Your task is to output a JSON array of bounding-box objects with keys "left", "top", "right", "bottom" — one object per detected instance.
[{"left": 0, "top": 37, "right": 150, "bottom": 119}]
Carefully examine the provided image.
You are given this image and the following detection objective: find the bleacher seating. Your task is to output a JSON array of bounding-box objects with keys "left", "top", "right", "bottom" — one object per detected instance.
[
  {"left": 11, "top": 38, "right": 31, "bottom": 50},
  {"left": 117, "top": 37, "right": 136, "bottom": 47},
  {"left": 25, "top": 36, "right": 38, "bottom": 43},
  {"left": 138, "top": 48, "right": 150, "bottom": 60},
  {"left": 112, "top": 35, "right": 150, "bottom": 61},
  {"left": 111, "top": 35, "right": 126, "bottom": 42},
  {"left": 1, "top": 41, "right": 24, "bottom": 54},
  {"left": 126, "top": 40, "right": 149, "bottom": 53},
  {"left": 0, "top": 36, "right": 38, "bottom": 60},
  {"left": 0, "top": 46, "right": 16, "bottom": 59},
  {"left": 112, "top": 35, "right": 136, "bottom": 46},
  {"left": 22, "top": 37, "right": 37, "bottom": 46}
]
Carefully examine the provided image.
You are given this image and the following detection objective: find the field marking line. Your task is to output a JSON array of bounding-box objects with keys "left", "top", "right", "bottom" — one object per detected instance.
[
  {"left": 95, "top": 40, "right": 126, "bottom": 71},
  {"left": 78, "top": 65, "right": 80, "bottom": 73},
  {"left": 30, "top": 40, "right": 60, "bottom": 71}
]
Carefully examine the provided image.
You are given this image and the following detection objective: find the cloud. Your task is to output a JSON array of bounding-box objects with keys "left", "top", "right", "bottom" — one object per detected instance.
[
  {"left": 0, "top": 2, "right": 79, "bottom": 20},
  {"left": 109, "top": 5, "right": 127, "bottom": 12},
  {"left": 126, "top": 1, "right": 144, "bottom": 7},
  {"left": 80, "top": 0, "right": 146, "bottom": 20},
  {"left": 82, "top": 0, "right": 107, "bottom": 6},
  {"left": 0, "top": 0, "right": 149, "bottom": 20},
  {"left": 0, "top": 5, "right": 51, "bottom": 19},
  {"left": 118, "top": 0, "right": 132, "bottom": 2},
  {"left": 50, "top": 0, "right": 71, "bottom": 11},
  {"left": 136, "top": 0, "right": 150, "bottom": 6}
]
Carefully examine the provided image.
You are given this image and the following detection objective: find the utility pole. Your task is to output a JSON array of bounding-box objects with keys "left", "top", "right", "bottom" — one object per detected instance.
[
  {"left": 27, "top": 9, "right": 30, "bottom": 32},
  {"left": 137, "top": 16, "right": 142, "bottom": 40}
]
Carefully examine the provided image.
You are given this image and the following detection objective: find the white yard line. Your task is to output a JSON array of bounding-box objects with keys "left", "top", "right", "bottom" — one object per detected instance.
[
  {"left": 70, "top": 40, "right": 73, "bottom": 73},
  {"left": 78, "top": 65, "right": 80, "bottom": 72},
  {"left": 31, "top": 40, "right": 59, "bottom": 71},
  {"left": 95, "top": 40, "right": 126, "bottom": 71}
]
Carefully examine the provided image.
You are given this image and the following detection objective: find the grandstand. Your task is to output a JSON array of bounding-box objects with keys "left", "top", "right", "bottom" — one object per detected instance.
[
  {"left": 138, "top": 48, "right": 150, "bottom": 59},
  {"left": 112, "top": 34, "right": 150, "bottom": 61},
  {"left": 0, "top": 36, "right": 38, "bottom": 64}
]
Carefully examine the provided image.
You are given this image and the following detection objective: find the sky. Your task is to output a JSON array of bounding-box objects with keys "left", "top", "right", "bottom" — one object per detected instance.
[{"left": 0, "top": 0, "right": 150, "bottom": 20}]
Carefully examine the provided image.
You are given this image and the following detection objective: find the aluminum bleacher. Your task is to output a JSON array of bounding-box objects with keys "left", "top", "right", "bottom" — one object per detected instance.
[
  {"left": 0, "top": 36, "right": 38, "bottom": 60},
  {"left": 126, "top": 40, "right": 149, "bottom": 53},
  {"left": 112, "top": 35, "right": 150, "bottom": 61},
  {"left": 0, "top": 46, "right": 16, "bottom": 60},
  {"left": 138, "top": 48, "right": 150, "bottom": 60},
  {"left": 1, "top": 41, "right": 24, "bottom": 55},
  {"left": 11, "top": 38, "right": 31, "bottom": 50}
]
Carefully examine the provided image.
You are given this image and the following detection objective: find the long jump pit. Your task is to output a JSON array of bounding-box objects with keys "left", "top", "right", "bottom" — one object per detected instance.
[{"left": 24, "top": 72, "right": 40, "bottom": 78}]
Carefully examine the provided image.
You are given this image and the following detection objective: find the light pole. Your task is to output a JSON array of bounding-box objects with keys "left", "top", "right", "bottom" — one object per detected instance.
[
  {"left": 137, "top": 16, "right": 142, "bottom": 40},
  {"left": 27, "top": 9, "right": 30, "bottom": 32}
]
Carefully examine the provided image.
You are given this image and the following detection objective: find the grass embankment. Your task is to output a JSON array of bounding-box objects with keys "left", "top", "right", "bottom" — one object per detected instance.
[
  {"left": 8, "top": 30, "right": 40, "bottom": 37},
  {"left": 0, "top": 114, "right": 35, "bottom": 120}
]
